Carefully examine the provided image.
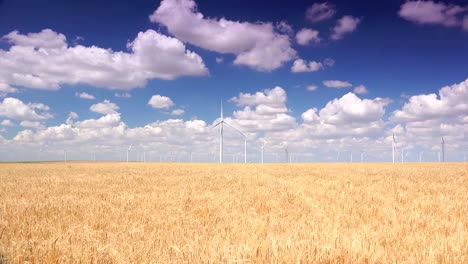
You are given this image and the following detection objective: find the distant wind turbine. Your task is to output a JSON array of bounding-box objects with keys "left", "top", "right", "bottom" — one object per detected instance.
[
  {"left": 392, "top": 133, "right": 396, "bottom": 163},
  {"left": 283, "top": 144, "right": 289, "bottom": 163},
  {"left": 441, "top": 136, "right": 445, "bottom": 162},
  {"left": 126, "top": 144, "right": 132, "bottom": 163},
  {"left": 212, "top": 101, "right": 246, "bottom": 163},
  {"left": 260, "top": 139, "right": 267, "bottom": 164},
  {"left": 419, "top": 151, "right": 424, "bottom": 163}
]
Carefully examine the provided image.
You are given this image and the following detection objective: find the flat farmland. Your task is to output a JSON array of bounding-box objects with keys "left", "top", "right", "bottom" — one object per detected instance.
[{"left": 0, "top": 162, "right": 467, "bottom": 263}]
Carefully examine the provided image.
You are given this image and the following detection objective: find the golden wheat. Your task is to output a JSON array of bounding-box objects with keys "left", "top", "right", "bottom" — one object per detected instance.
[{"left": 0, "top": 162, "right": 467, "bottom": 263}]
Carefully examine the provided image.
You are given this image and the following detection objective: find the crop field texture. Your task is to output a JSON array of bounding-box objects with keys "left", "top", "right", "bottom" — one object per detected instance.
[{"left": 0, "top": 162, "right": 467, "bottom": 263}]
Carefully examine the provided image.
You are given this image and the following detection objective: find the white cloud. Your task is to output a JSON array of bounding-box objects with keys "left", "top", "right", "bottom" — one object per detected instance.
[
  {"left": 305, "top": 2, "right": 336, "bottom": 23},
  {"left": 291, "top": 59, "right": 323, "bottom": 73},
  {"left": 296, "top": 28, "right": 321, "bottom": 45},
  {"left": 1, "top": 119, "right": 14, "bottom": 126},
  {"left": 323, "top": 58, "right": 335, "bottom": 67},
  {"left": 463, "top": 15, "right": 468, "bottom": 31},
  {"left": 391, "top": 79, "right": 468, "bottom": 123},
  {"left": 66, "top": 112, "right": 79, "bottom": 125},
  {"left": 307, "top": 85, "right": 318, "bottom": 91},
  {"left": 0, "top": 29, "right": 208, "bottom": 91},
  {"left": 399, "top": 1, "right": 468, "bottom": 30},
  {"left": 354, "top": 85, "right": 368, "bottom": 94},
  {"left": 215, "top": 57, "right": 224, "bottom": 63},
  {"left": 228, "top": 87, "right": 296, "bottom": 133},
  {"left": 75, "top": 113, "right": 122, "bottom": 128},
  {"left": 0, "top": 97, "right": 52, "bottom": 121},
  {"left": 323, "top": 80, "right": 353, "bottom": 88},
  {"left": 292, "top": 93, "right": 391, "bottom": 147},
  {"left": 170, "top": 109, "right": 185, "bottom": 115},
  {"left": 317, "top": 93, "right": 391, "bottom": 125},
  {"left": 0, "top": 83, "right": 19, "bottom": 97},
  {"left": 301, "top": 108, "right": 319, "bottom": 123},
  {"left": 114, "top": 92, "right": 132, "bottom": 98},
  {"left": 331, "top": 16, "right": 361, "bottom": 40},
  {"left": 90, "top": 100, "right": 120, "bottom": 115},
  {"left": 148, "top": 95, "right": 175, "bottom": 109},
  {"left": 3, "top": 29, "right": 67, "bottom": 49},
  {"left": 150, "top": 0, "right": 296, "bottom": 71},
  {"left": 75, "top": 92, "right": 96, "bottom": 100},
  {"left": 276, "top": 21, "right": 294, "bottom": 35},
  {"left": 20, "top": 120, "right": 44, "bottom": 129}
]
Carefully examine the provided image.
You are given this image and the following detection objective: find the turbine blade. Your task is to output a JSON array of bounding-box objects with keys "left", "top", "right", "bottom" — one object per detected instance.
[
  {"left": 211, "top": 121, "right": 223, "bottom": 128},
  {"left": 224, "top": 121, "right": 245, "bottom": 137}
]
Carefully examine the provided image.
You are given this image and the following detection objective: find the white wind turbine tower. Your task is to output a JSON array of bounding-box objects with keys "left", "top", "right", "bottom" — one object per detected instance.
[
  {"left": 392, "top": 133, "right": 396, "bottom": 163},
  {"left": 419, "top": 151, "right": 424, "bottom": 163},
  {"left": 360, "top": 151, "right": 365, "bottom": 163},
  {"left": 260, "top": 139, "right": 267, "bottom": 164},
  {"left": 441, "top": 136, "right": 445, "bottom": 162},
  {"left": 212, "top": 102, "right": 247, "bottom": 164},
  {"left": 63, "top": 149, "right": 67, "bottom": 162},
  {"left": 283, "top": 144, "right": 289, "bottom": 163},
  {"left": 126, "top": 144, "right": 132, "bottom": 163}
]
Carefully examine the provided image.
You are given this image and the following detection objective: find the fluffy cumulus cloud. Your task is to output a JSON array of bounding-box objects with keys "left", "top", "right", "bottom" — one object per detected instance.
[
  {"left": 150, "top": 0, "right": 297, "bottom": 71},
  {"left": 0, "top": 29, "right": 208, "bottom": 91},
  {"left": 317, "top": 93, "right": 391, "bottom": 126},
  {"left": 331, "top": 16, "right": 361, "bottom": 40},
  {"left": 20, "top": 120, "right": 45, "bottom": 129},
  {"left": 323, "top": 80, "right": 353, "bottom": 88},
  {"left": 389, "top": 79, "right": 468, "bottom": 155},
  {"left": 170, "top": 109, "right": 185, "bottom": 116},
  {"left": 391, "top": 79, "right": 468, "bottom": 123},
  {"left": 0, "top": 83, "right": 18, "bottom": 97},
  {"left": 75, "top": 92, "right": 96, "bottom": 100},
  {"left": 295, "top": 28, "right": 321, "bottom": 45},
  {"left": 0, "top": 97, "right": 52, "bottom": 121},
  {"left": 354, "top": 85, "right": 368, "bottom": 94},
  {"left": 1, "top": 119, "right": 14, "bottom": 126},
  {"left": 90, "top": 100, "right": 120, "bottom": 115},
  {"left": 228, "top": 87, "right": 297, "bottom": 132},
  {"left": 305, "top": 2, "right": 336, "bottom": 23},
  {"left": 291, "top": 59, "right": 323, "bottom": 73},
  {"left": 399, "top": 1, "right": 468, "bottom": 31},
  {"left": 148, "top": 95, "right": 175, "bottom": 109}
]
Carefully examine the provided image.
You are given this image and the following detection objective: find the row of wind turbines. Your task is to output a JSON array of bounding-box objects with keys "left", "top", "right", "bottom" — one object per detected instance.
[
  {"left": 392, "top": 134, "right": 446, "bottom": 163},
  {"left": 57, "top": 103, "right": 454, "bottom": 163}
]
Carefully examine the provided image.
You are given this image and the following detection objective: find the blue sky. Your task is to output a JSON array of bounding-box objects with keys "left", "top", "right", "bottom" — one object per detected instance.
[{"left": 0, "top": 0, "right": 467, "bottom": 162}]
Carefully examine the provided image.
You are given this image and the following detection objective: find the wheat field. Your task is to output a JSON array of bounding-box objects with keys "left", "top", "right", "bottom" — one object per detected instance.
[{"left": 0, "top": 162, "right": 467, "bottom": 263}]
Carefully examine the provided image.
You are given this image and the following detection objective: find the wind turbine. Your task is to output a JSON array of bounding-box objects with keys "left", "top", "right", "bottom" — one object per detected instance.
[
  {"left": 360, "top": 151, "right": 365, "bottom": 163},
  {"left": 419, "top": 151, "right": 424, "bottom": 163},
  {"left": 126, "top": 144, "right": 132, "bottom": 163},
  {"left": 283, "top": 144, "right": 289, "bottom": 163},
  {"left": 260, "top": 139, "right": 267, "bottom": 164},
  {"left": 441, "top": 136, "right": 445, "bottom": 162},
  {"left": 63, "top": 149, "right": 67, "bottom": 162},
  {"left": 212, "top": 101, "right": 246, "bottom": 163},
  {"left": 392, "top": 133, "right": 396, "bottom": 163}
]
